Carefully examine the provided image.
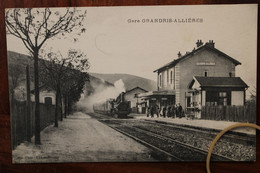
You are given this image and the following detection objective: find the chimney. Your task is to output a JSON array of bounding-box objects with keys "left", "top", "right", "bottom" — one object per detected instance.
[
  {"left": 177, "top": 51, "right": 182, "bottom": 58},
  {"left": 206, "top": 40, "right": 215, "bottom": 48},
  {"left": 196, "top": 40, "right": 203, "bottom": 47}
]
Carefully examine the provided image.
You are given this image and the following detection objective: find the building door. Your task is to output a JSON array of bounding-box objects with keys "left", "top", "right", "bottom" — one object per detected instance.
[
  {"left": 186, "top": 96, "right": 191, "bottom": 107},
  {"left": 44, "top": 97, "right": 52, "bottom": 105}
]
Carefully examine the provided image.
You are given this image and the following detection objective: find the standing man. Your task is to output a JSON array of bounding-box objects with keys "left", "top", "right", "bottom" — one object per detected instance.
[
  {"left": 171, "top": 104, "right": 176, "bottom": 118},
  {"left": 167, "top": 106, "right": 171, "bottom": 118},
  {"left": 162, "top": 106, "right": 166, "bottom": 118},
  {"left": 178, "top": 103, "right": 183, "bottom": 118},
  {"left": 150, "top": 106, "right": 154, "bottom": 118},
  {"left": 146, "top": 106, "right": 150, "bottom": 117},
  {"left": 175, "top": 104, "right": 179, "bottom": 118}
]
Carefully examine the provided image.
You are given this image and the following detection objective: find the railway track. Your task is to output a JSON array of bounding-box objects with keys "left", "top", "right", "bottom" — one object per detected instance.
[
  {"left": 107, "top": 125, "right": 182, "bottom": 161},
  {"left": 131, "top": 126, "right": 236, "bottom": 161},
  {"left": 96, "top": 116, "right": 255, "bottom": 146},
  {"left": 87, "top": 112, "right": 255, "bottom": 161},
  {"left": 142, "top": 119, "right": 256, "bottom": 146},
  {"left": 100, "top": 119, "right": 237, "bottom": 161}
]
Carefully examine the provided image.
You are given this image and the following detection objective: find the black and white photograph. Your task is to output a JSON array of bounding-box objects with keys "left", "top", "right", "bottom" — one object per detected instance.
[{"left": 5, "top": 4, "right": 257, "bottom": 163}]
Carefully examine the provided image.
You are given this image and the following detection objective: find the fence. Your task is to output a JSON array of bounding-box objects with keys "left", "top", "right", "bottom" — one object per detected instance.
[
  {"left": 11, "top": 100, "right": 56, "bottom": 149},
  {"left": 201, "top": 104, "right": 256, "bottom": 123}
]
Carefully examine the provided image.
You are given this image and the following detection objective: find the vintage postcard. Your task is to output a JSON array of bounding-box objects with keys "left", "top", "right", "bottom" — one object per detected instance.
[{"left": 5, "top": 4, "right": 257, "bottom": 163}]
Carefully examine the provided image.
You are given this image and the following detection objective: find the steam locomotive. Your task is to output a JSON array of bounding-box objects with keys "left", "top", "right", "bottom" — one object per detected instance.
[{"left": 93, "top": 92, "right": 131, "bottom": 118}]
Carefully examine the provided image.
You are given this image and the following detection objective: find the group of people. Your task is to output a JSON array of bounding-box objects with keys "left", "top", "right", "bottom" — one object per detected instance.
[{"left": 146, "top": 103, "right": 184, "bottom": 118}]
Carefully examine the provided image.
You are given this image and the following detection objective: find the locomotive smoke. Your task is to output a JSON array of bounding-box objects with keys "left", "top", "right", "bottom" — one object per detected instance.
[{"left": 77, "top": 79, "right": 126, "bottom": 112}]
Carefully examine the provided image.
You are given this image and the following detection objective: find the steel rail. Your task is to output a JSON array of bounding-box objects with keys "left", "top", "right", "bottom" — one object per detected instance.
[
  {"left": 141, "top": 119, "right": 255, "bottom": 145},
  {"left": 132, "top": 126, "right": 237, "bottom": 161},
  {"left": 105, "top": 124, "right": 183, "bottom": 161}
]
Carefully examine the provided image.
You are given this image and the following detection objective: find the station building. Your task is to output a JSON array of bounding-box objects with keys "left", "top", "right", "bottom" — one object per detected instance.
[
  {"left": 122, "top": 86, "right": 148, "bottom": 113},
  {"left": 141, "top": 40, "right": 248, "bottom": 113}
]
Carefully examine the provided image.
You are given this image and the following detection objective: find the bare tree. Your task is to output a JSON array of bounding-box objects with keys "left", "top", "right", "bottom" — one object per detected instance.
[
  {"left": 40, "top": 49, "right": 89, "bottom": 127},
  {"left": 248, "top": 86, "right": 256, "bottom": 101},
  {"left": 5, "top": 8, "right": 87, "bottom": 145}
]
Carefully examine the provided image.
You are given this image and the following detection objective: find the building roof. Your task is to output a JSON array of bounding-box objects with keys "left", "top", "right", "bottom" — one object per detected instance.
[
  {"left": 153, "top": 43, "right": 241, "bottom": 73},
  {"left": 190, "top": 76, "right": 248, "bottom": 88},
  {"left": 125, "top": 86, "right": 148, "bottom": 94}
]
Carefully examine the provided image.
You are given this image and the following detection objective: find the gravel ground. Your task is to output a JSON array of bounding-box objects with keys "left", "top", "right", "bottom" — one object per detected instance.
[
  {"left": 101, "top": 119, "right": 256, "bottom": 161},
  {"left": 134, "top": 123, "right": 256, "bottom": 161},
  {"left": 12, "top": 112, "right": 155, "bottom": 163},
  {"left": 114, "top": 125, "right": 209, "bottom": 161},
  {"left": 133, "top": 114, "right": 255, "bottom": 135}
]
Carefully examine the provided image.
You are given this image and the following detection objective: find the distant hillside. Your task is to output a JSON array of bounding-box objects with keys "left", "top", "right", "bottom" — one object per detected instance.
[
  {"left": 7, "top": 51, "right": 113, "bottom": 95},
  {"left": 90, "top": 73, "right": 156, "bottom": 91},
  {"left": 7, "top": 51, "right": 32, "bottom": 85},
  {"left": 84, "top": 75, "right": 114, "bottom": 96},
  {"left": 7, "top": 51, "right": 34, "bottom": 65}
]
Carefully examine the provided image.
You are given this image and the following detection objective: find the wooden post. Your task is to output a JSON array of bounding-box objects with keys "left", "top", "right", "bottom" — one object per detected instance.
[
  {"left": 54, "top": 82, "right": 60, "bottom": 127},
  {"left": 26, "top": 65, "right": 31, "bottom": 142},
  {"left": 60, "top": 92, "right": 63, "bottom": 121},
  {"left": 11, "top": 96, "right": 17, "bottom": 149},
  {"left": 64, "top": 94, "right": 67, "bottom": 118}
]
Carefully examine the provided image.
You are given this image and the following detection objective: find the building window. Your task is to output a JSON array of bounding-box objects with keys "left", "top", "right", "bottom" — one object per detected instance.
[
  {"left": 206, "top": 91, "right": 218, "bottom": 106},
  {"left": 206, "top": 91, "right": 229, "bottom": 106},
  {"left": 229, "top": 72, "right": 232, "bottom": 77},
  {"left": 167, "top": 70, "right": 169, "bottom": 83},
  {"left": 204, "top": 71, "right": 208, "bottom": 77},
  {"left": 159, "top": 74, "right": 162, "bottom": 87},
  {"left": 219, "top": 92, "right": 227, "bottom": 106},
  {"left": 170, "top": 71, "right": 173, "bottom": 84},
  {"left": 44, "top": 97, "right": 52, "bottom": 105},
  {"left": 186, "top": 96, "right": 191, "bottom": 107}
]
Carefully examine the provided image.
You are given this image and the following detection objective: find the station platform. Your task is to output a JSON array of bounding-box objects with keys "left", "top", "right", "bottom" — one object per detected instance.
[
  {"left": 130, "top": 113, "right": 256, "bottom": 136},
  {"left": 12, "top": 112, "right": 154, "bottom": 163}
]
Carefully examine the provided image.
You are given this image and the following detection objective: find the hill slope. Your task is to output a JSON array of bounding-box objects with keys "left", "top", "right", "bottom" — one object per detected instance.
[
  {"left": 7, "top": 51, "right": 113, "bottom": 95},
  {"left": 90, "top": 73, "right": 156, "bottom": 91}
]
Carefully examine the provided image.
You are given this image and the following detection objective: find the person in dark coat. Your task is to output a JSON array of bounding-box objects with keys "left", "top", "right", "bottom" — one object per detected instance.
[
  {"left": 167, "top": 106, "right": 171, "bottom": 118},
  {"left": 175, "top": 104, "right": 179, "bottom": 118},
  {"left": 162, "top": 106, "right": 166, "bottom": 118},
  {"left": 150, "top": 106, "right": 154, "bottom": 118},
  {"left": 177, "top": 103, "right": 183, "bottom": 118}
]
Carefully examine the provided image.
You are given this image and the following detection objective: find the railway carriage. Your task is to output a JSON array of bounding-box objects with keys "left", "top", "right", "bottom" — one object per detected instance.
[{"left": 93, "top": 99, "right": 114, "bottom": 115}]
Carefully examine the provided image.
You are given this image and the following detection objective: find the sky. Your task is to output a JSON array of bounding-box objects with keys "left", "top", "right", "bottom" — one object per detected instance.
[{"left": 6, "top": 4, "right": 258, "bottom": 94}]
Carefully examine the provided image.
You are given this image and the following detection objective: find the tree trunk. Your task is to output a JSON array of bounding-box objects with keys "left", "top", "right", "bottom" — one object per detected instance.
[
  {"left": 60, "top": 90, "right": 63, "bottom": 121},
  {"left": 34, "top": 50, "right": 41, "bottom": 145},
  {"left": 54, "top": 82, "right": 60, "bottom": 127},
  {"left": 68, "top": 98, "right": 71, "bottom": 115},
  {"left": 26, "top": 65, "right": 31, "bottom": 142}
]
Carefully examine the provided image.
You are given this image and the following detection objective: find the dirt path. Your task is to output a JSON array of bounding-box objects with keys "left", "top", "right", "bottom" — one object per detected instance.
[{"left": 12, "top": 112, "right": 155, "bottom": 163}]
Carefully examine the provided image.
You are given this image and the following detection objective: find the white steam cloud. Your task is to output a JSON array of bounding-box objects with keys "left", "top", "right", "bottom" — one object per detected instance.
[{"left": 76, "top": 79, "right": 125, "bottom": 112}]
